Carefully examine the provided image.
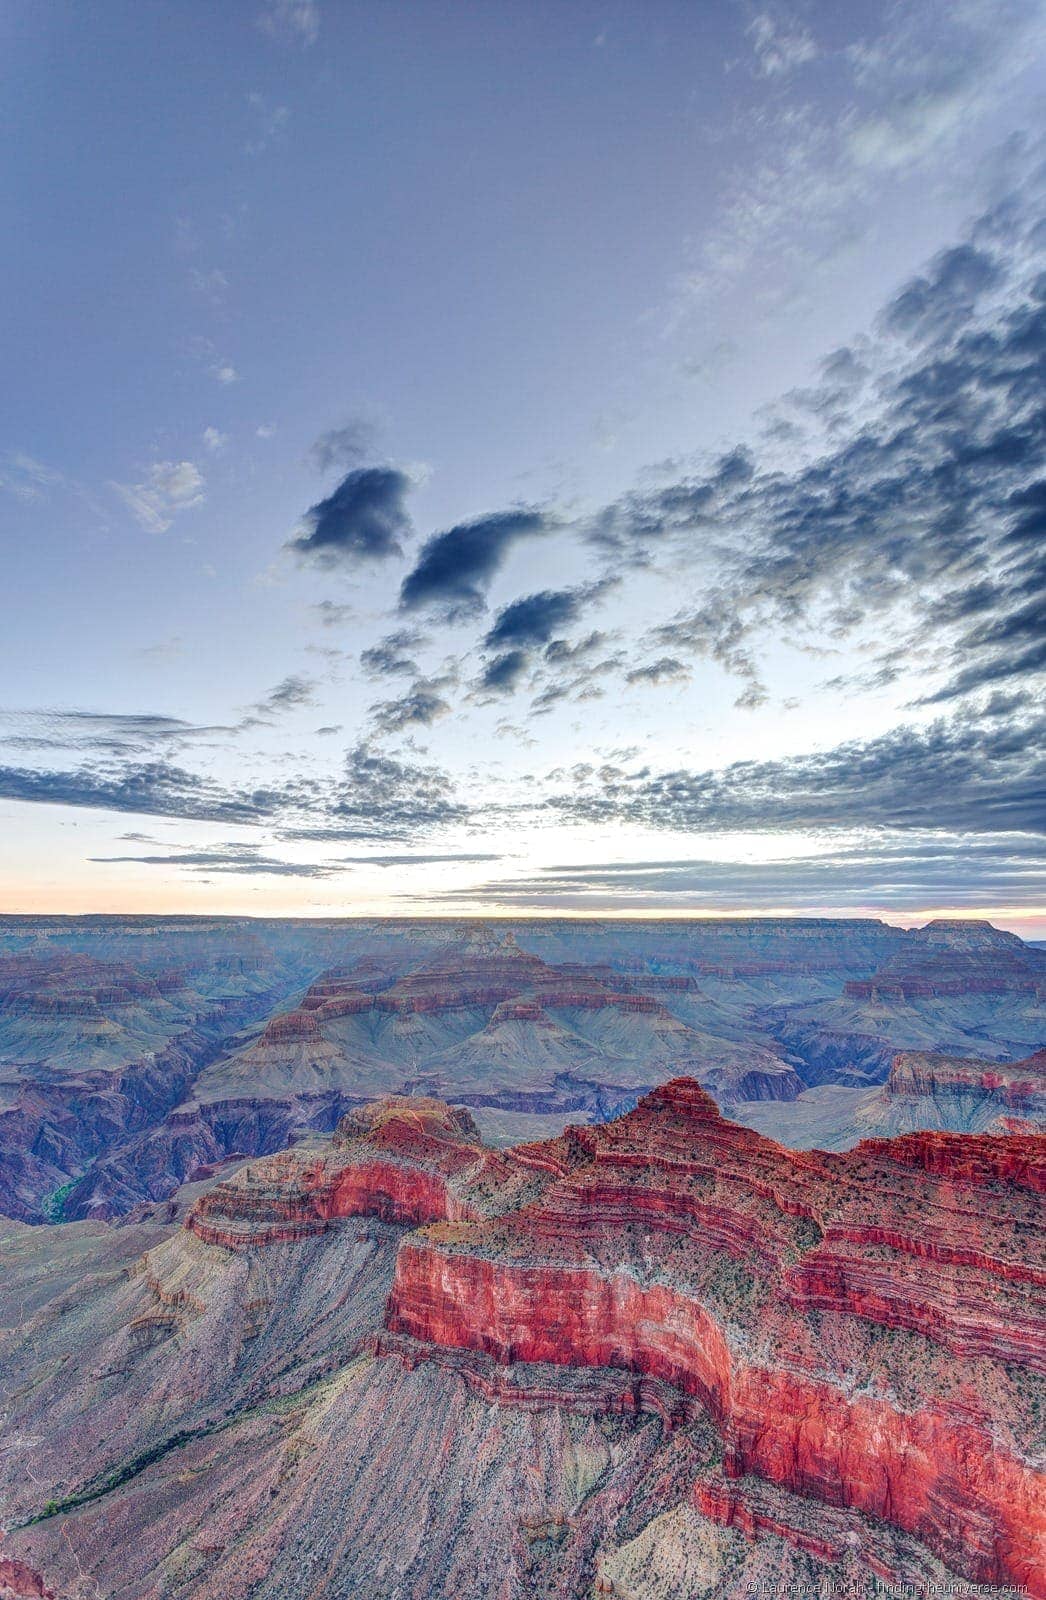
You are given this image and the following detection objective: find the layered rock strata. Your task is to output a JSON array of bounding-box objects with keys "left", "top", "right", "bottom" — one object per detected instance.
[
  {"left": 383, "top": 1080, "right": 1046, "bottom": 1594},
  {"left": 187, "top": 1097, "right": 552, "bottom": 1248},
  {"left": 885, "top": 1047, "right": 1046, "bottom": 1120}
]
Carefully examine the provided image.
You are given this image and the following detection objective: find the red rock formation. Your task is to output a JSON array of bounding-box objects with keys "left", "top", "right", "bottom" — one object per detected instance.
[
  {"left": 260, "top": 1009, "right": 322, "bottom": 1043},
  {"left": 0, "top": 1556, "right": 56, "bottom": 1600},
  {"left": 885, "top": 1047, "right": 1046, "bottom": 1117},
  {"left": 317, "top": 992, "right": 374, "bottom": 1018},
  {"left": 384, "top": 1079, "right": 1046, "bottom": 1593},
  {"left": 186, "top": 1096, "right": 547, "bottom": 1249}
]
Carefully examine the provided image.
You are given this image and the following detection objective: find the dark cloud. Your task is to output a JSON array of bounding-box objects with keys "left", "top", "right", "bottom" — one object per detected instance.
[
  {"left": 478, "top": 650, "right": 530, "bottom": 695},
  {"left": 399, "top": 508, "right": 551, "bottom": 618},
  {"left": 288, "top": 467, "right": 412, "bottom": 567},
  {"left": 475, "top": 582, "right": 620, "bottom": 701},
  {"left": 578, "top": 188, "right": 1046, "bottom": 712},
  {"left": 919, "top": 640, "right": 1046, "bottom": 704},
  {"left": 530, "top": 650, "right": 625, "bottom": 713},
  {"left": 588, "top": 447, "right": 754, "bottom": 559},
  {"left": 542, "top": 631, "right": 614, "bottom": 666},
  {"left": 879, "top": 243, "right": 1001, "bottom": 341},
  {"left": 484, "top": 586, "right": 596, "bottom": 651},
  {"left": 359, "top": 628, "right": 429, "bottom": 679},
  {"left": 646, "top": 604, "right": 764, "bottom": 697}
]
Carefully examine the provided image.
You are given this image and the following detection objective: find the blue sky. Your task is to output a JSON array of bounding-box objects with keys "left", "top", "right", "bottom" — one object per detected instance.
[{"left": 2, "top": 0, "right": 1045, "bottom": 930}]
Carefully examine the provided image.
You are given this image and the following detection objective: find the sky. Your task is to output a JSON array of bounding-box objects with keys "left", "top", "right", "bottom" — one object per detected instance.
[{"left": 2, "top": 0, "right": 1045, "bottom": 933}]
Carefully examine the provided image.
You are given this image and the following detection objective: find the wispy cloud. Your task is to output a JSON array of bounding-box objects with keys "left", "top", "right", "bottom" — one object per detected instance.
[
  {"left": 746, "top": 10, "right": 818, "bottom": 78},
  {"left": 93, "top": 841, "right": 336, "bottom": 878},
  {"left": 258, "top": 0, "right": 319, "bottom": 47},
  {"left": 111, "top": 461, "right": 205, "bottom": 533}
]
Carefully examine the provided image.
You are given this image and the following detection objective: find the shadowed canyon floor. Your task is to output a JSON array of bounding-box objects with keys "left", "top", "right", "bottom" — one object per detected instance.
[{"left": 0, "top": 1087, "right": 1042, "bottom": 1599}]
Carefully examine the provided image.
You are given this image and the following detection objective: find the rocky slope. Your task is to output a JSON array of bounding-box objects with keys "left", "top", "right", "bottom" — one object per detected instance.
[
  {"left": 731, "top": 1046, "right": 1046, "bottom": 1149},
  {"left": 1, "top": 1087, "right": 1041, "bottom": 1599}
]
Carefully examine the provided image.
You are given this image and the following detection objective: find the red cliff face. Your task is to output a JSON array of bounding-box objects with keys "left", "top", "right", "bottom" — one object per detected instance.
[
  {"left": 179, "top": 1077, "right": 1045, "bottom": 1590},
  {"left": 186, "top": 1096, "right": 548, "bottom": 1249},
  {"left": 383, "top": 1079, "right": 1046, "bottom": 1594}
]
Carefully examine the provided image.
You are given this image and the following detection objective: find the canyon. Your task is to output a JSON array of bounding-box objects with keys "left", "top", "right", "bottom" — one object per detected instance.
[
  {"left": 0, "top": 1082, "right": 1041, "bottom": 1598},
  {"left": 0, "top": 917, "right": 1041, "bottom": 1594},
  {"left": 0, "top": 915, "right": 1042, "bottom": 1222}
]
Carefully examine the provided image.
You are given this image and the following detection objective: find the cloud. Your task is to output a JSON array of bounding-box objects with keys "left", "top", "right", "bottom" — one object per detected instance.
[
  {"left": 258, "top": 0, "right": 319, "bottom": 46},
  {"left": 312, "top": 600, "right": 356, "bottom": 628},
  {"left": 547, "top": 704, "right": 1046, "bottom": 839},
  {"left": 336, "top": 852, "right": 503, "bottom": 868},
  {"left": 359, "top": 628, "right": 429, "bottom": 678},
  {"left": 288, "top": 467, "right": 413, "bottom": 567},
  {"left": 484, "top": 587, "right": 591, "bottom": 651},
  {"left": 112, "top": 461, "right": 205, "bottom": 533},
  {"left": 585, "top": 180, "right": 1046, "bottom": 712},
  {"left": 474, "top": 580, "right": 619, "bottom": 699},
  {"left": 419, "top": 833, "right": 1046, "bottom": 913},
  {"left": 324, "top": 741, "right": 469, "bottom": 836},
  {"left": 879, "top": 243, "right": 1001, "bottom": 341},
  {"left": 542, "top": 631, "right": 615, "bottom": 666},
  {"left": 92, "top": 842, "right": 336, "bottom": 878},
  {"left": 0, "top": 709, "right": 235, "bottom": 757},
  {"left": 367, "top": 681, "right": 451, "bottom": 735},
  {"left": 625, "top": 656, "right": 691, "bottom": 687},
  {"left": 309, "top": 418, "right": 379, "bottom": 473},
  {"left": 399, "top": 508, "right": 551, "bottom": 618},
  {"left": 250, "top": 674, "right": 318, "bottom": 716},
  {"left": 845, "top": 1, "right": 1046, "bottom": 174},
  {"left": 747, "top": 11, "right": 818, "bottom": 78},
  {"left": 0, "top": 452, "right": 63, "bottom": 502},
  {"left": 203, "top": 427, "right": 228, "bottom": 452},
  {"left": 530, "top": 649, "right": 625, "bottom": 713},
  {"left": 483, "top": 578, "right": 616, "bottom": 650},
  {"left": 190, "top": 268, "right": 229, "bottom": 305},
  {"left": 677, "top": 0, "right": 1044, "bottom": 326},
  {"left": 477, "top": 650, "right": 530, "bottom": 696},
  {"left": 0, "top": 761, "right": 283, "bottom": 825}
]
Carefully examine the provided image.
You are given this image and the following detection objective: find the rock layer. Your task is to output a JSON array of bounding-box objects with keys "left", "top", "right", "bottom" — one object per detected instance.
[{"left": 385, "top": 1080, "right": 1046, "bottom": 1593}]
